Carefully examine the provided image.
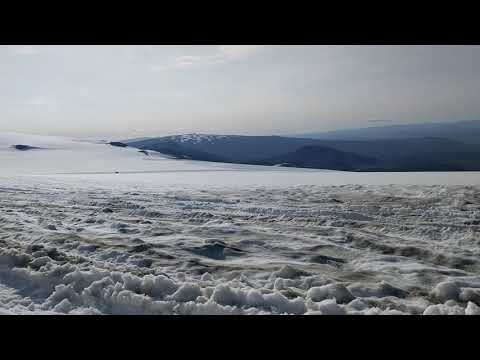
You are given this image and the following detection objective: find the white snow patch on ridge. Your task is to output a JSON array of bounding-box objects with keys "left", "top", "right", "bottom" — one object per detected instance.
[{"left": 168, "top": 134, "right": 231, "bottom": 144}]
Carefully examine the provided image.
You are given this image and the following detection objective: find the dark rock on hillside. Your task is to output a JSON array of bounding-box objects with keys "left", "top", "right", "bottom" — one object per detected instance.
[
  {"left": 109, "top": 142, "right": 128, "bottom": 148},
  {"left": 127, "top": 139, "right": 228, "bottom": 162}
]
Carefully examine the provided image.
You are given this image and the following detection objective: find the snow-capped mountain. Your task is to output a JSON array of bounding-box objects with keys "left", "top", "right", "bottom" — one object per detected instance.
[
  {"left": 125, "top": 133, "right": 480, "bottom": 171},
  {"left": 166, "top": 133, "right": 233, "bottom": 144}
]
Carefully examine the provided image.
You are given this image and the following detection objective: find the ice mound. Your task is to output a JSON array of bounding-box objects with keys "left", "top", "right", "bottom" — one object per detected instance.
[
  {"left": 2, "top": 242, "right": 479, "bottom": 315},
  {"left": 431, "top": 281, "right": 480, "bottom": 305},
  {"left": 431, "top": 281, "right": 461, "bottom": 302},
  {"left": 423, "top": 304, "right": 465, "bottom": 315},
  {"left": 347, "top": 281, "right": 408, "bottom": 299},
  {"left": 307, "top": 283, "right": 355, "bottom": 304},
  {"left": 311, "top": 299, "right": 346, "bottom": 315},
  {"left": 465, "top": 302, "right": 480, "bottom": 315},
  {"left": 273, "top": 265, "right": 311, "bottom": 279}
]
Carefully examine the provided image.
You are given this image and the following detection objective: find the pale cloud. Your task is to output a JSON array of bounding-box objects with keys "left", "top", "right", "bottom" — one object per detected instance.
[
  {"left": 23, "top": 97, "right": 50, "bottom": 106},
  {"left": 140, "top": 91, "right": 188, "bottom": 99},
  {"left": 218, "top": 45, "right": 264, "bottom": 59},
  {"left": 150, "top": 45, "right": 264, "bottom": 71},
  {"left": 10, "top": 45, "right": 40, "bottom": 56},
  {"left": 3, "top": 45, "right": 480, "bottom": 138}
]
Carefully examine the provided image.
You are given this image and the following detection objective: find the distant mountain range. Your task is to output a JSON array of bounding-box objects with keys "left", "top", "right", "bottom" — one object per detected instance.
[
  {"left": 290, "top": 120, "right": 480, "bottom": 144},
  {"left": 124, "top": 121, "right": 480, "bottom": 172}
]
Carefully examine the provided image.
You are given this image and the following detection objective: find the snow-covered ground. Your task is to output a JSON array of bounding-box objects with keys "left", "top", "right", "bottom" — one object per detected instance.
[{"left": 1, "top": 133, "right": 480, "bottom": 315}]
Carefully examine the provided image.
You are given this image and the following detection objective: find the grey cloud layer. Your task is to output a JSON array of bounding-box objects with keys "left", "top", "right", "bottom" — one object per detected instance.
[{"left": 1, "top": 45, "right": 480, "bottom": 137}]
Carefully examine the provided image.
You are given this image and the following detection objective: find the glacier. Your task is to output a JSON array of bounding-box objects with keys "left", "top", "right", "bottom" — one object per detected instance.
[{"left": 1, "top": 133, "right": 480, "bottom": 315}]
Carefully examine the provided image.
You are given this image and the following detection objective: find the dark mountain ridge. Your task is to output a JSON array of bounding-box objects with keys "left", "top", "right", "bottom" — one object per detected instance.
[
  {"left": 125, "top": 133, "right": 480, "bottom": 172},
  {"left": 291, "top": 120, "right": 480, "bottom": 145}
]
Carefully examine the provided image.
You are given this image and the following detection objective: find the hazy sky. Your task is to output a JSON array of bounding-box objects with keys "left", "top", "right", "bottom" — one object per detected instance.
[{"left": 1, "top": 45, "right": 480, "bottom": 138}]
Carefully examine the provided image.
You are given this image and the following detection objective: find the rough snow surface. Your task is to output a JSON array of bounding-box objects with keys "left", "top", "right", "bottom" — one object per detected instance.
[
  {"left": 2, "top": 179, "right": 480, "bottom": 315},
  {"left": 1, "top": 133, "right": 480, "bottom": 314}
]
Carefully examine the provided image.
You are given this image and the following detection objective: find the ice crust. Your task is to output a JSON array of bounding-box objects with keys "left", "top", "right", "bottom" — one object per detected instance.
[{"left": 2, "top": 180, "right": 480, "bottom": 315}]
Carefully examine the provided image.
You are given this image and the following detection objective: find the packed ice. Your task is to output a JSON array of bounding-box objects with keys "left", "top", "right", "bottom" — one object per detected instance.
[{"left": 1, "top": 133, "right": 480, "bottom": 315}]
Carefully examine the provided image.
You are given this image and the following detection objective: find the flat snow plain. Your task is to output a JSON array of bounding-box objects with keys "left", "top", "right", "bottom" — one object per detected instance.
[{"left": 1, "top": 133, "right": 480, "bottom": 315}]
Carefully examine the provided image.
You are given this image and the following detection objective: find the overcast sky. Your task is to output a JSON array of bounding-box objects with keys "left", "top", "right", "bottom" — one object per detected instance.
[{"left": 1, "top": 45, "right": 480, "bottom": 138}]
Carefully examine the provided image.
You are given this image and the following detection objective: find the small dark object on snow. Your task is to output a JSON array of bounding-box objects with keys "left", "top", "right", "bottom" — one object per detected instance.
[
  {"left": 12, "top": 144, "right": 40, "bottom": 151},
  {"left": 109, "top": 142, "right": 128, "bottom": 148}
]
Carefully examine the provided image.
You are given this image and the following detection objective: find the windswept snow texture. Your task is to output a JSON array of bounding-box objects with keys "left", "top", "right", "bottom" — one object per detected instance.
[{"left": 1, "top": 133, "right": 480, "bottom": 314}]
